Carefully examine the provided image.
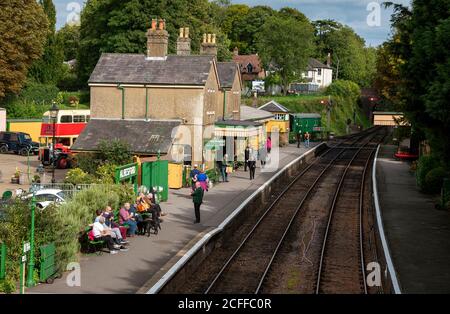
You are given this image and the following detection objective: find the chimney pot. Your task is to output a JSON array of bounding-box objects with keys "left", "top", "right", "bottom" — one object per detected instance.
[
  {"left": 203, "top": 33, "right": 207, "bottom": 43},
  {"left": 151, "top": 19, "right": 157, "bottom": 30},
  {"left": 158, "top": 19, "right": 165, "bottom": 30},
  {"left": 179, "top": 28, "right": 183, "bottom": 38},
  {"left": 185, "top": 27, "right": 189, "bottom": 38},
  {"left": 233, "top": 47, "right": 239, "bottom": 56}
]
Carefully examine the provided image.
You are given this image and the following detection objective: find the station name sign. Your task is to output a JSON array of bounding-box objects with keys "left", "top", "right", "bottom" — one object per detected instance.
[{"left": 116, "top": 163, "right": 138, "bottom": 181}]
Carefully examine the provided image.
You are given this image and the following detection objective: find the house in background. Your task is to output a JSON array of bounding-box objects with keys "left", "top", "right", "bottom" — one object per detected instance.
[
  {"left": 290, "top": 54, "right": 333, "bottom": 93},
  {"left": 232, "top": 47, "right": 266, "bottom": 94},
  {"left": 258, "top": 100, "right": 291, "bottom": 146}
]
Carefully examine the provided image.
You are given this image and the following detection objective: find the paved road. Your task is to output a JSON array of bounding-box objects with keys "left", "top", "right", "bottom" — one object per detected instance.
[
  {"left": 377, "top": 145, "right": 450, "bottom": 293},
  {"left": 29, "top": 143, "right": 317, "bottom": 294},
  {"left": 0, "top": 153, "right": 67, "bottom": 194}
]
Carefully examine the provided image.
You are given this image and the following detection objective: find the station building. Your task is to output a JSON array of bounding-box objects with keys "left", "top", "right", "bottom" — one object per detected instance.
[{"left": 72, "top": 19, "right": 264, "bottom": 168}]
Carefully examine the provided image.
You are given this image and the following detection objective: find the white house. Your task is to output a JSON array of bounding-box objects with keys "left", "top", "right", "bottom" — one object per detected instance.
[{"left": 302, "top": 57, "right": 333, "bottom": 89}]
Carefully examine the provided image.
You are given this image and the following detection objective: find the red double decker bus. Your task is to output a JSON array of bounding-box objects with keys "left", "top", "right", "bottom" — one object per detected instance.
[{"left": 39, "top": 109, "right": 90, "bottom": 150}]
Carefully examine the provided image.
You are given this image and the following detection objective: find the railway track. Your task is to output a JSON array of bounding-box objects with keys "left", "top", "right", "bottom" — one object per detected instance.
[
  {"left": 204, "top": 127, "right": 386, "bottom": 294},
  {"left": 315, "top": 131, "right": 386, "bottom": 294}
]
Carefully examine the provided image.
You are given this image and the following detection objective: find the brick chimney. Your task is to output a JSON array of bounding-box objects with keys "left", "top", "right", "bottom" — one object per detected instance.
[
  {"left": 327, "top": 53, "right": 332, "bottom": 67},
  {"left": 146, "top": 18, "right": 169, "bottom": 60},
  {"left": 200, "top": 33, "right": 217, "bottom": 56},
  {"left": 176, "top": 27, "right": 191, "bottom": 56}
]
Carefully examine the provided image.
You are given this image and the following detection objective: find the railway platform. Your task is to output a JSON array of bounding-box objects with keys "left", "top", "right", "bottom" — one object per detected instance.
[
  {"left": 376, "top": 145, "right": 450, "bottom": 293},
  {"left": 28, "top": 143, "right": 318, "bottom": 294}
]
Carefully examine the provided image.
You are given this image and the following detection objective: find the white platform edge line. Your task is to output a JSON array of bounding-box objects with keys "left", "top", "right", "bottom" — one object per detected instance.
[
  {"left": 372, "top": 144, "right": 402, "bottom": 294},
  {"left": 145, "top": 143, "right": 325, "bottom": 294}
]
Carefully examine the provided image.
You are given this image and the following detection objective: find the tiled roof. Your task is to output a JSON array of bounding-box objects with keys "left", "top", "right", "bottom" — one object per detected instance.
[
  {"left": 71, "top": 119, "right": 181, "bottom": 155},
  {"left": 88, "top": 53, "right": 215, "bottom": 85},
  {"left": 258, "top": 100, "right": 291, "bottom": 113},
  {"left": 232, "top": 54, "right": 264, "bottom": 74},
  {"left": 217, "top": 62, "right": 238, "bottom": 89},
  {"left": 307, "top": 58, "right": 331, "bottom": 70},
  {"left": 240, "top": 106, "right": 274, "bottom": 121}
]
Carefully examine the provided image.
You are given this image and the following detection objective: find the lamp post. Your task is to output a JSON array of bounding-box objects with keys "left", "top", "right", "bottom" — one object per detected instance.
[
  {"left": 25, "top": 193, "right": 36, "bottom": 288},
  {"left": 50, "top": 102, "right": 59, "bottom": 184}
]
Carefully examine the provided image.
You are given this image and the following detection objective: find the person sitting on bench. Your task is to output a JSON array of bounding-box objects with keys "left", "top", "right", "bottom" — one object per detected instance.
[
  {"left": 119, "top": 203, "right": 138, "bottom": 237},
  {"left": 92, "top": 216, "right": 125, "bottom": 254},
  {"left": 95, "top": 209, "right": 128, "bottom": 245}
]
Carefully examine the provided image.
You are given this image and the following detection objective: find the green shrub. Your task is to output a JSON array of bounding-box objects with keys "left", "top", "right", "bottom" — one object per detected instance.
[
  {"left": 326, "top": 80, "right": 361, "bottom": 102},
  {"left": 64, "top": 168, "right": 95, "bottom": 185},
  {"left": 0, "top": 278, "right": 16, "bottom": 294},
  {"left": 416, "top": 155, "right": 441, "bottom": 191},
  {"left": 95, "top": 164, "right": 117, "bottom": 184},
  {"left": 424, "top": 167, "right": 448, "bottom": 194}
]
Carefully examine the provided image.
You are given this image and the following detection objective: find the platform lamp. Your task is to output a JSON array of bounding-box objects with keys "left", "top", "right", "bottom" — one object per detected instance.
[{"left": 50, "top": 102, "right": 59, "bottom": 184}]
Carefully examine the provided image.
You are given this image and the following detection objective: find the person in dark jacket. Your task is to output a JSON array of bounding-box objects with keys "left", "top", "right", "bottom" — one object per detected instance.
[
  {"left": 248, "top": 153, "right": 257, "bottom": 180},
  {"left": 191, "top": 182, "right": 204, "bottom": 223},
  {"left": 244, "top": 145, "right": 252, "bottom": 172}
]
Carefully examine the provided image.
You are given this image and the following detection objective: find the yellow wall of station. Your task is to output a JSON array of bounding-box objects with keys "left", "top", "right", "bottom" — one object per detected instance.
[
  {"left": 7, "top": 121, "right": 42, "bottom": 142},
  {"left": 265, "top": 120, "right": 290, "bottom": 133}
]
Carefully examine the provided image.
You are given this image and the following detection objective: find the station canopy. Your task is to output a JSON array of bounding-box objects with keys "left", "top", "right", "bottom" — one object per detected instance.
[{"left": 214, "top": 120, "right": 263, "bottom": 138}]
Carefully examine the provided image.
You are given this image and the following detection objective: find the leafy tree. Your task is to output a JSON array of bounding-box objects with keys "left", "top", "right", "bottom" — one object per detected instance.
[
  {"left": 28, "top": 0, "right": 64, "bottom": 84},
  {"left": 257, "top": 15, "right": 315, "bottom": 95},
  {"left": 313, "top": 19, "right": 375, "bottom": 87},
  {"left": 0, "top": 0, "right": 48, "bottom": 98},
  {"left": 56, "top": 24, "right": 80, "bottom": 61}
]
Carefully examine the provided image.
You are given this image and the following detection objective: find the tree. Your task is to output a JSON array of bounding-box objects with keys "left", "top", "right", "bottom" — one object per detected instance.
[
  {"left": 28, "top": 0, "right": 64, "bottom": 84},
  {"left": 0, "top": 0, "right": 48, "bottom": 98},
  {"left": 257, "top": 16, "right": 315, "bottom": 95},
  {"left": 378, "top": 0, "right": 450, "bottom": 168},
  {"left": 77, "top": 0, "right": 231, "bottom": 85},
  {"left": 313, "top": 19, "right": 374, "bottom": 87},
  {"left": 56, "top": 24, "right": 80, "bottom": 61}
]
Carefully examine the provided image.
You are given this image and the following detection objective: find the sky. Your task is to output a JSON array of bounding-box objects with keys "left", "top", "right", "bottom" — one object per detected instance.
[{"left": 54, "top": 0, "right": 411, "bottom": 47}]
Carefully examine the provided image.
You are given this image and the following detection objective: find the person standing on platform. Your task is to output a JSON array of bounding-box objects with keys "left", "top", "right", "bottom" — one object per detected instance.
[
  {"left": 266, "top": 137, "right": 272, "bottom": 154},
  {"left": 248, "top": 153, "right": 257, "bottom": 180},
  {"left": 244, "top": 144, "right": 252, "bottom": 172},
  {"left": 296, "top": 130, "right": 302, "bottom": 148},
  {"left": 191, "top": 181, "right": 204, "bottom": 224},
  {"left": 259, "top": 146, "right": 267, "bottom": 169},
  {"left": 304, "top": 132, "right": 311, "bottom": 148},
  {"left": 190, "top": 164, "right": 200, "bottom": 191}
]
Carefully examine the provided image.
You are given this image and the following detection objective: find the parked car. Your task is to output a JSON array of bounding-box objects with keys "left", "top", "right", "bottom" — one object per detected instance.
[
  {"left": 24, "top": 189, "right": 67, "bottom": 209},
  {"left": 0, "top": 131, "right": 40, "bottom": 156}
]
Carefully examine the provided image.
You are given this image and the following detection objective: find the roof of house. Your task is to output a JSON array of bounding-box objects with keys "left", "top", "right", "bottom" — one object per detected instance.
[
  {"left": 307, "top": 58, "right": 332, "bottom": 70},
  {"left": 217, "top": 62, "right": 238, "bottom": 89},
  {"left": 71, "top": 119, "right": 181, "bottom": 155},
  {"left": 215, "top": 120, "right": 262, "bottom": 127},
  {"left": 89, "top": 53, "right": 216, "bottom": 86},
  {"left": 293, "top": 113, "right": 322, "bottom": 119},
  {"left": 232, "top": 54, "right": 264, "bottom": 74},
  {"left": 240, "top": 106, "right": 274, "bottom": 121},
  {"left": 258, "top": 100, "right": 291, "bottom": 113}
]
